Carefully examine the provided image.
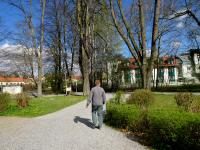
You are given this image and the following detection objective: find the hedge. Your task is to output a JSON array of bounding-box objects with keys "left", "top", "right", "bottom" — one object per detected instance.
[{"left": 105, "top": 103, "right": 200, "bottom": 150}]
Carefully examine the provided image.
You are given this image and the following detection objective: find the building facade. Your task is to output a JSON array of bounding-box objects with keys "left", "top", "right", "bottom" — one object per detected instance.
[
  {"left": 180, "top": 49, "right": 200, "bottom": 83},
  {"left": 0, "top": 77, "right": 26, "bottom": 94},
  {"left": 118, "top": 49, "right": 200, "bottom": 87},
  {"left": 126, "top": 56, "right": 182, "bottom": 86}
]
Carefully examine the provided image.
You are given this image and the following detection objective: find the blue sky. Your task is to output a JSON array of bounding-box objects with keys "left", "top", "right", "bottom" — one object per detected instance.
[
  {"left": 0, "top": 0, "right": 199, "bottom": 57},
  {"left": 0, "top": 2, "right": 19, "bottom": 30},
  {"left": 0, "top": 1, "right": 40, "bottom": 45}
]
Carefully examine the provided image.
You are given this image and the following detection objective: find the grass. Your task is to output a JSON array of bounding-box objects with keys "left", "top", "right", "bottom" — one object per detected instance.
[
  {"left": 150, "top": 94, "right": 178, "bottom": 110},
  {"left": 0, "top": 95, "right": 86, "bottom": 117},
  {"left": 105, "top": 93, "right": 200, "bottom": 149}
]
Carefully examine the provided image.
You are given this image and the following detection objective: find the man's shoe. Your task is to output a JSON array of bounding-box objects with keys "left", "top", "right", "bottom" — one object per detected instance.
[
  {"left": 96, "top": 126, "right": 101, "bottom": 130},
  {"left": 91, "top": 124, "right": 96, "bottom": 129}
]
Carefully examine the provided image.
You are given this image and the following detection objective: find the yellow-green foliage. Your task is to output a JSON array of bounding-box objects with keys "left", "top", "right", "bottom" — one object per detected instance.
[
  {"left": 127, "top": 89, "right": 154, "bottom": 109},
  {"left": 174, "top": 92, "right": 194, "bottom": 111},
  {"left": 16, "top": 93, "right": 30, "bottom": 108},
  {"left": 105, "top": 94, "right": 200, "bottom": 150},
  {"left": 0, "top": 93, "right": 11, "bottom": 112},
  {"left": 189, "top": 97, "right": 200, "bottom": 113},
  {"left": 111, "top": 91, "right": 124, "bottom": 104}
]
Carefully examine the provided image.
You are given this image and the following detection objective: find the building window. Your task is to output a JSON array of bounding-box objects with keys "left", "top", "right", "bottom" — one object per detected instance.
[
  {"left": 168, "top": 67, "right": 175, "bottom": 76},
  {"left": 197, "top": 54, "right": 200, "bottom": 63},
  {"left": 135, "top": 69, "right": 141, "bottom": 78},
  {"left": 168, "top": 58, "right": 173, "bottom": 64},
  {"left": 159, "top": 59, "right": 163, "bottom": 65}
]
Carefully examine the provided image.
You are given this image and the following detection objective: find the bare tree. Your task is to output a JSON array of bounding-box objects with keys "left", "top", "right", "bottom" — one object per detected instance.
[
  {"left": 4, "top": 0, "right": 46, "bottom": 96},
  {"left": 110, "top": 0, "right": 161, "bottom": 89},
  {"left": 76, "top": 0, "right": 91, "bottom": 95},
  {"left": 167, "top": 0, "right": 200, "bottom": 27},
  {"left": 38, "top": 0, "right": 46, "bottom": 96}
]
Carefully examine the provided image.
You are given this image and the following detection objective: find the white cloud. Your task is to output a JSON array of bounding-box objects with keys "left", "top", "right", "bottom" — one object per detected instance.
[
  {"left": 176, "top": 22, "right": 184, "bottom": 28},
  {"left": 0, "top": 43, "right": 80, "bottom": 76},
  {"left": 171, "top": 41, "right": 181, "bottom": 49},
  {"left": 177, "top": 14, "right": 188, "bottom": 21},
  {"left": 196, "top": 35, "right": 200, "bottom": 42},
  {"left": 169, "top": 8, "right": 188, "bottom": 21},
  {"left": 0, "top": 43, "right": 32, "bottom": 74}
]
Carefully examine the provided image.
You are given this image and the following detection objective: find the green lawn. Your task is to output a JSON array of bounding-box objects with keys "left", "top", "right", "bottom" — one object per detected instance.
[
  {"left": 0, "top": 95, "right": 86, "bottom": 117},
  {"left": 105, "top": 93, "right": 200, "bottom": 149},
  {"left": 150, "top": 94, "right": 178, "bottom": 110}
]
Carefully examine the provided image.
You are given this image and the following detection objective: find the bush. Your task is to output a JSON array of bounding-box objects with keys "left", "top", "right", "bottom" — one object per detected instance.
[
  {"left": 189, "top": 97, "right": 200, "bottom": 113},
  {"left": 148, "top": 111, "right": 200, "bottom": 150},
  {"left": 111, "top": 91, "right": 124, "bottom": 104},
  {"left": 0, "top": 93, "right": 11, "bottom": 112},
  {"left": 16, "top": 93, "right": 30, "bottom": 108},
  {"left": 127, "top": 89, "right": 154, "bottom": 109},
  {"left": 178, "top": 120, "right": 200, "bottom": 150},
  {"left": 152, "top": 84, "right": 200, "bottom": 92},
  {"left": 174, "top": 92, "right": 194, "bottom": 111},
  {"left": 105, "top": 103, "right": 200, "bottom": 150},
  {"left": 130, "top": 110, "right": 149, "bottom": 133},
  {"left": 104, "top": 103, "right": 140, "bottom": 129}
]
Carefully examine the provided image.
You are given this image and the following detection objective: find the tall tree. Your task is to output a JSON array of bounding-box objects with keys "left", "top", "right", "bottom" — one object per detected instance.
[
  {"left": 4, "top": 0, "right": 46, "bottom": 96},
  {"left": 110, "top": 0, "right": 161, "bottom": 89},
  {"left": 38, "top": 0, "right": 46, "bottom": 96},
  {"left": 76, "top": 0, "right": 90, "bottom": 95}
]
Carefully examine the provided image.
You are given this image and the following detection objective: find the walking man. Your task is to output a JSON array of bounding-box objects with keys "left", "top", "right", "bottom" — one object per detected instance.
[{"left": 86, "top": 80, "right": 106, "bottom": 129}]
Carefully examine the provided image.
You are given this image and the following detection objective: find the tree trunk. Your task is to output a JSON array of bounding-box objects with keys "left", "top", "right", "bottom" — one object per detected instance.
[
  {"left": 156, "top": 36, "right": 161, "bottom": 88},
  {"left": 38, "top": 0, "right": 46, "bottom": 96},
  {"left": 138, "top": 0, "right": 148, "bottom": 89},
  {"left": 146, "top": 0, "right": 161, "bottom": 89},
  {"left": 77, "top": 0, "right": 90, "bottom": 96}
]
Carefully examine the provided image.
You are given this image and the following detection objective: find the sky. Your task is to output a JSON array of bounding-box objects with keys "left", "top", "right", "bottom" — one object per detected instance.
[
  {"left": 0, "top": 2, "right": 20, "bottom": 33},
  {"left": 0, "top": 0, "right": 199, "bottom": 76},
  {"left": 0, "top": 1, "right": 41, "bottom": 47},
  {"left": 0, "top": 0, "right": 199, "bottom": 58}
]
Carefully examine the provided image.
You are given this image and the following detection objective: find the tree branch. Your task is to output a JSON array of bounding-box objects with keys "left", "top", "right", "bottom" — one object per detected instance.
[{"left": 109, "top": 0, "right": 141, "bottom": 67}]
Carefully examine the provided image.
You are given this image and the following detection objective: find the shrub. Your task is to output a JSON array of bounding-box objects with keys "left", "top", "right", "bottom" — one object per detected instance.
[
  {"left": 189, "top": 96, "right": 200, "bottom": 113},
  {"left": 16, "top": 93, "right": 30, "bottom": 108},
  {"left": 0, "top": 93, "right": 11, "bottom": 112},
  {"left": 152, "top": 84, "right": 200, "bottom": 92},
  {"left": 105, "top": 103, "right": 200, "bottom": 150},
  {"left": 104, "top": 103, "right": 140, "bottom": 129},
  {"left": 127, "top": 89, "right": 154, "bottom": 109},
  {"left": 178, "top": 119, "right": 200, "bottom": 150},
  {"left": 111, "top": 91, "right": 124, "bottom": 104},
  {"left": 174, "top": 92, "right": 194, "bottom": 111},
  {"left": 148, "top": 111, "right": 200, "bottom": 150},
  {"left": 130, "top": 110, "right": 149, "bottom": 133}
]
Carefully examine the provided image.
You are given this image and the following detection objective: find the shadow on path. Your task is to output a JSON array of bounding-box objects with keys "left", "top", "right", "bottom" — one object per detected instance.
[{"left": 74, "top": 116, "right": 94, "bottom": 129}]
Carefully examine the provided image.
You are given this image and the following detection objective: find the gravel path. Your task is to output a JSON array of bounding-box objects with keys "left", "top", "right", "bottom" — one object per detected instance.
[{"left": 0, "top": 94, "right": 147, "bottom": 150}]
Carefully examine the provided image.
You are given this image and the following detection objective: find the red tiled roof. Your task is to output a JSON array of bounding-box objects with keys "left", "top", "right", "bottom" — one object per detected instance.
[
  {"left": 0, "top": 76, "right": 25, "bottom": 82},
  {"left": 71, "top": 76, "right": 82, "bottom": 80},
  {"left": 128, "top": 56, "right": 181, "bottom": 69}
]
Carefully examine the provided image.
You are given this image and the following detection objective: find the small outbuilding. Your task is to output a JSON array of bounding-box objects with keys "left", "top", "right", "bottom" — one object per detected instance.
[{"left": 0, "top": 76, "right": 25, "bottom": 94}]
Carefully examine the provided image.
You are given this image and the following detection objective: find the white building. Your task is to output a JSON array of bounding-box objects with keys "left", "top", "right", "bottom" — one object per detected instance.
[
  {"left": 191, "top": 50, "right": 200, "bottom": 74},
  {"left": 0, "top": 76, "right": 25, "bottom": 94},
  {"left": 180, "top": 49, "right": 200, "bottom": 83}
]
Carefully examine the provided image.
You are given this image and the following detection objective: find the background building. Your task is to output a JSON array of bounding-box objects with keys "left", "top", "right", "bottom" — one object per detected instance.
[
  {"left": 0, "top": 76, "right": 26, "bottom": 94},
  {"left": 115, "top": 50, "right": 200, "bottom": 87}
]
